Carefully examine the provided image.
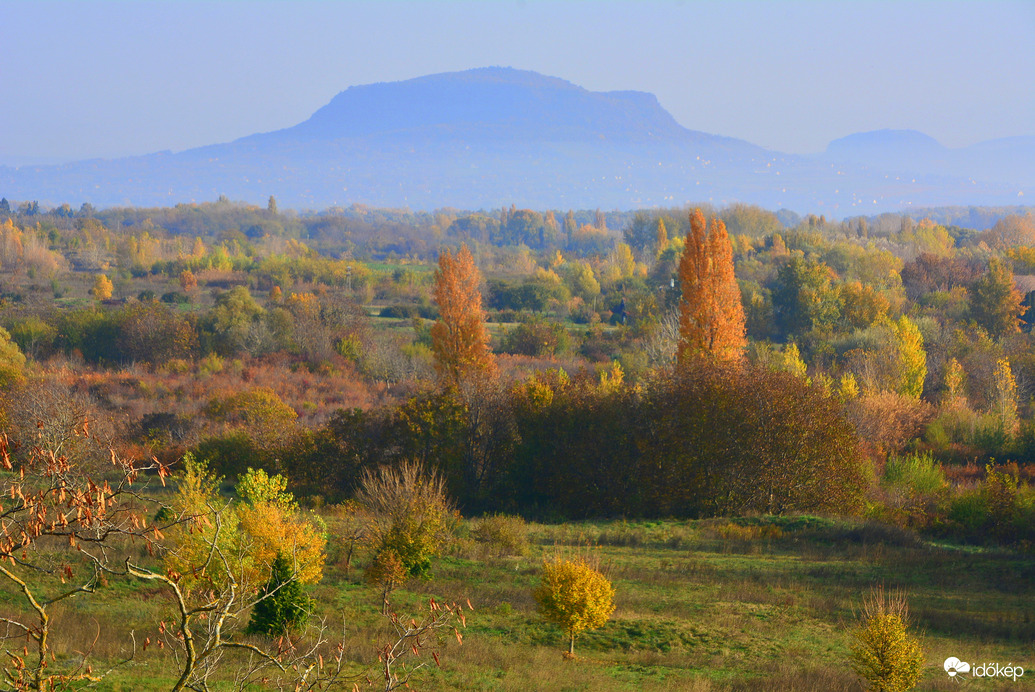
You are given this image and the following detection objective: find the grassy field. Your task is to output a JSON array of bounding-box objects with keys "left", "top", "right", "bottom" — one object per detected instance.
[{"left": 7, "top": 515, "right": 1034, "bottom": 690}]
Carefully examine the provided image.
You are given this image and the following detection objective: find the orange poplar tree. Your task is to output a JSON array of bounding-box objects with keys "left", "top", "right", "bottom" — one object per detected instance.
[
  {"left": 676, "top": 209, "right": 746, "bottom": 364},
  {"left": 431, "top": 243, "right": 496, "bottom": 382}
]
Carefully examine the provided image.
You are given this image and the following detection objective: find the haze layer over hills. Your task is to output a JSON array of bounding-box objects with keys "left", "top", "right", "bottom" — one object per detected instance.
[{"left": 1, "top": 67, "right": 1031, "bottom": 213}]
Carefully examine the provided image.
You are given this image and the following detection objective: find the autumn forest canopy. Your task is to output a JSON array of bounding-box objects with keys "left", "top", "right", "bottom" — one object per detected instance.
[
  {"left": 1, "top": 197, "right": 1034, "bottom": 515},
  {"left": 0, "top": 196, "right": 1033, "bottom": 506}
]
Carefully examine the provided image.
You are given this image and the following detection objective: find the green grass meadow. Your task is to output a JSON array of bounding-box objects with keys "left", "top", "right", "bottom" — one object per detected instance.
[{"left": 17, "top": 515, "right": 1031, "bottom": 691}]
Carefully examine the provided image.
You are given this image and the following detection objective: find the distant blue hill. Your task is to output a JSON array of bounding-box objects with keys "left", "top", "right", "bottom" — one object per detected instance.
[
  {"left": 825, "top": 130, "right": 947, "bottom": 166},
  {"left": 821, "top": 129, "right": 1035, "bottom": 188},
  {"left": 262, "top": 67, "right": 702, "bottom": 144},
  {"left": 1, "top": 68, "right": 1031, "bottom": 213}
]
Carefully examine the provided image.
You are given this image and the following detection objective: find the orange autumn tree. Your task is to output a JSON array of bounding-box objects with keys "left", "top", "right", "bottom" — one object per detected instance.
[
  {"left": 676, "top": 209, "right": 746, "bottom": 364},
  {"left": 431, "top": 243, "right": 496, "bottom": 382}
]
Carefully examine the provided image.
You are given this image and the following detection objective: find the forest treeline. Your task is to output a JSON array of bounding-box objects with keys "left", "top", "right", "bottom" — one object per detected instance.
[
  {"left": 1, "top": 196, "right": 1034, "bottom": 546},
  {"left": 259, "top": 362, "right": 863, "bottom": 521}
]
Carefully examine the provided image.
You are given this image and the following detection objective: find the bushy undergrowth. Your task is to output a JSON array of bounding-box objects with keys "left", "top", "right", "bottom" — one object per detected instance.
[
  {"left": 884, "top": 452, "right": 947, "bottom": 496},
  {"left": 472, "top": 513, "right": 529, "bottom": 558},
  {"left": 945, "top": 464, "right": 1035, "bottom": 546},
  {"left": 868, "top": 452, "right": 1035, "bottom": 548}
]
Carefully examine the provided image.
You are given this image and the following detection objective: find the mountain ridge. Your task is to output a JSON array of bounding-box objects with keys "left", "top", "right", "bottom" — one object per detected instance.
[
  {"left": 244, "top": 67, "right": 737, "bottom": 146},
  {"left": 1, "top": 67, "right": 1031, "bottom": 213}
]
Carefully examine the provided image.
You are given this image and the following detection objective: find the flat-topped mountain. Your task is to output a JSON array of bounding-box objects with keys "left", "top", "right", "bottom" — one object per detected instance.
[
  {"left": 1, "top": 68, "right": 1031, "bottom": 212},
  {"left": 263, "top": 67, "right": 699, "bottom": 143}
]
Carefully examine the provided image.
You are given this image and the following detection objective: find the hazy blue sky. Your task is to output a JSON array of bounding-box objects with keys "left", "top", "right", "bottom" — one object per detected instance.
[{"left": 1, "top": 1, "right": 1032, "bottom": 166}]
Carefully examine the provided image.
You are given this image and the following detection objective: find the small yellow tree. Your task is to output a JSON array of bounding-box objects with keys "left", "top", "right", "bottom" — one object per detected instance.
[
  {"left": 943, "top": 357, "right": 966, "bottom": 406},
  {"left": 533, "top": 556, "right": 615, "bottom": 657},
  {"left": 236, "top": 467, "right": 326, "bottom": 585},
  {"left": 990, "top": 358, "right": 1019, "bottom": 438},
  {"left": 179, "top": 268, "right": 198, "bottom": 293},
  {"left": 780, "top": 342, "right": 809, "bottom": 381},
  {"left": 93, "top": 273, "right": 114, "bottom": 301},
  {"left": 839, "top": 372, "right": 861, "bottom": 401},
  {"left": 654, "top": 217, "right": 668, "bottom": 259},
  {"left": 162, "top": 454, "right": 249, "bottom": 593},
  {"left": 850, "top": 586, "right": 925, "bottom": 692},
  {"left": 366, "top": 548, "right": 407, "bottom": 614}
]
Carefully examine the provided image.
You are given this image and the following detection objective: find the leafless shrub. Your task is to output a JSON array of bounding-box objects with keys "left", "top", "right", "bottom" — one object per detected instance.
[{"left": 356, "top": 461, "right": 455, "bottom": 593}]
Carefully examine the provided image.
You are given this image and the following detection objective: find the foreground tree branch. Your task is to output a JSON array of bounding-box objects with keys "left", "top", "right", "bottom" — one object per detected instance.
[{"left": 0, "top": 426, "right": 168, "bottom": 691}]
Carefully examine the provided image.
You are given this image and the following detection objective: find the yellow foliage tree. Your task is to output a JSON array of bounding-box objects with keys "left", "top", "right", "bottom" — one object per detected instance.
[
  {"left": 840, "top": 281, "right": 890, "bottom": 329},
  {"left": 431, "top": 243, "right": 495, "bottom": 382},
  {"left": 533, "top": 556, "right": 615, "bottom": 657},
  {"left": 780, "top": 343, "right": 809, "bottom": 382},
  {"left": 892, "top": 316, "right": 926, "bottom": 399},
  {"left": 163, "top": 455, "right": 251, "bottom": 593},
  {"left": 235, "top": 468, "right": 326, "bottom": 585},
  {"left": 839, "top": 372, "right": 861, "bottom": 402},
  {"left": 179, "top": 268, "right": 198, "bottom": 293},
  {"left": 597, "top": 361, "right": 624, "bottom": 394},
  {"left": 0, "top": 327, "right": 27, "bottom": 390},
  {"left": 676, "top": 209, "right": 746, "bottom": 363},
  {"left": 164, "top": 459, "right": 326, "bottom": 596},
  {"left": 655, "top": 217, "right": 668, "bottom": 259},
  {"left": 205, "top": 386, "right": 298, "bottom": 449},
  {"left": 92, "top": 273, "right": 114, "bottom": 301},
  {"left": 991, "top": 358, "right": 1019, "bottom": 438},
  {"left": 943, "top": 357, "right": 966, "bottom": 406},
  {"left": 850, "top": 586, "right": 925, "bottom": 692},
  {"left": 0, "top": 218, "right": 24, "bottom": 271}
]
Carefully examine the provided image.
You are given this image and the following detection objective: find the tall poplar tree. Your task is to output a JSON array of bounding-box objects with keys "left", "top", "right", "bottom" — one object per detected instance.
[
  {"left": 431, "top": 243, "right": 495, "bottom": 382},
  {"left": 676, "top": 209, "right": 746, "bottom": 363},
  {"left": 655, "top": 218, "right": 668, "bottom": 259},
  {"left": 892, "top": 315, "right": 926, "bottom": 399},
  {"left": 563, "top": 210, "right": 577, "bottom": 240},
  {"left": 991, "top": 358, "right": 1019, "bottom": 437}
]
